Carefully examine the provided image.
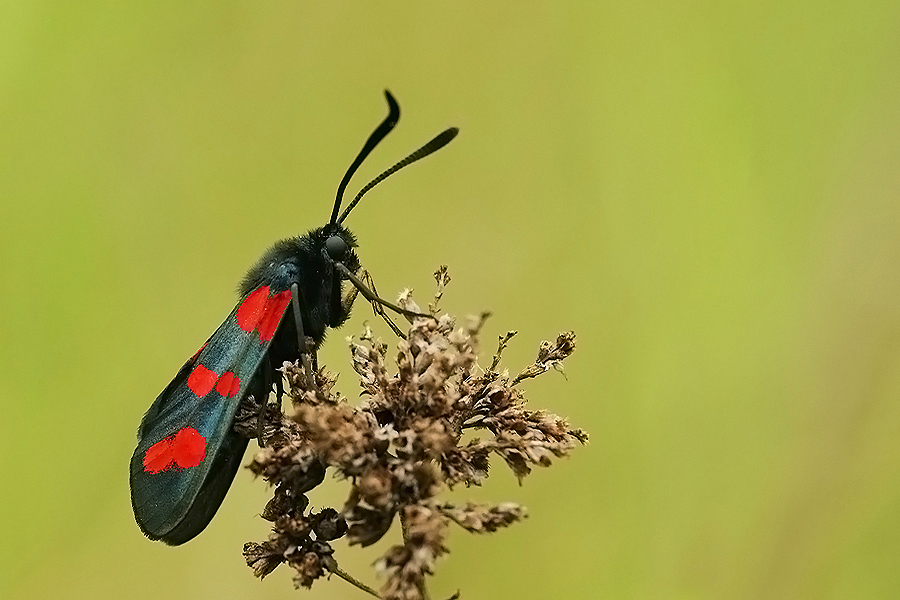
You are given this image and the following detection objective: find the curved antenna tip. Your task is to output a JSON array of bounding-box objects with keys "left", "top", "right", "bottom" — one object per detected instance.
[{"left": 383, "top": 90, "right": 399, "bottom": 120}]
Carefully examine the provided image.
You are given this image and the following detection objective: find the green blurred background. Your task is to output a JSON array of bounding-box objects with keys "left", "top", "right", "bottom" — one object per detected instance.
[{"left": 3, "top": 1, "right": 900, "bottom": 598}]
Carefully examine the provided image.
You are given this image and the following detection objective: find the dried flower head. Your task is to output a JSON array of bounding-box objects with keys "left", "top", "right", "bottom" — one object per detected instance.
[{"left": 241, "top": 268, "right": 586, "bottom": 599}]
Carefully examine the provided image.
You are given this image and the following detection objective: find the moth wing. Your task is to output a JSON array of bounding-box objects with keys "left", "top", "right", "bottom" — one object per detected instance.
[{"left": 129, "top": 286, "right": 292, "bottom": 544}]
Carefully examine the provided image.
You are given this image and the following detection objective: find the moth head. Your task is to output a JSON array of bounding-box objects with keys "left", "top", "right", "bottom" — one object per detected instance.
[{"left": 319, "top": 224, "right": 359, "bottom": 275}]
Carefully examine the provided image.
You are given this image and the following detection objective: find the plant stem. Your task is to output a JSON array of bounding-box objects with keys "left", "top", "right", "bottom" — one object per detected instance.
[{"left": 326, "top": 559, "right": 381, "bottom": 598}]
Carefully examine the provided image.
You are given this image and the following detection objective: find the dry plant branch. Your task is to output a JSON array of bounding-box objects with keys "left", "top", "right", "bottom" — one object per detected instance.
[{"left": 240, "top": 268, "right": 586, "bottom": 599}]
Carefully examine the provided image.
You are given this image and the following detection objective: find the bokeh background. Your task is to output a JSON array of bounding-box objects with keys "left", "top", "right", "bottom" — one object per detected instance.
[{"left": 3, "top": 1, "right": 900, "bottom": 598}]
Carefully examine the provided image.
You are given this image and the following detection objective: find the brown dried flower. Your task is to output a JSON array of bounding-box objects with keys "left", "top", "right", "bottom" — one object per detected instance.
[{"left": 241, "top": 268, "right": 586, "bottom": 598}]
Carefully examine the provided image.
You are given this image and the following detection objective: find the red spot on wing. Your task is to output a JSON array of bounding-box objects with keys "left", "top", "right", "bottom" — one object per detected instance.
[
  {"left": 258, "top": 290, "right": 292, "bottom": 342},
  {"left": 215, "top": 371, "right": 241, "bottom": 398},
  {"left": 236, "top": 286, "right": 270, "bottom": 332},
  {"left": 142, "top": 427, "right": 207, "bottom": 473},
  {"left": 187, "top": 364, "right": 217, "bottom": 397}
]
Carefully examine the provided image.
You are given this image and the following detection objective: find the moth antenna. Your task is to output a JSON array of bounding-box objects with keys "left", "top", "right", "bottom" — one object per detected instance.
[
  {"left": 337, "top": 127, "right": 459, "bottom": 224},
  {"left": 330, "top": 90, "right": 401, "bottom": 225}
]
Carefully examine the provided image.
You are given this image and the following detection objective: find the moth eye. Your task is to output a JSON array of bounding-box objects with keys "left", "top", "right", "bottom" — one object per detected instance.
[{"left": 325, "top": 235, "right": 348, "bottom": 261}]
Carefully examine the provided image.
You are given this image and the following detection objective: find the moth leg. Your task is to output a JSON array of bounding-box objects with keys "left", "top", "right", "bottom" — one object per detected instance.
[
  {"left": 290, "top": 283, "right": 320, "bottom": 395},
  {"left": 334, "top": 262, "right": 430, "bottom": 321},
  {"left": 270, "top": 367, "right": 284, "bottom": 431},
  {"left": 342, "top": 278, "right": 360, "bottom": 315},
  {"left": 256, "top": 353, "right": 273, "bottom": 446},
  {"left": 274, "top": 369, "right": 284, "bottom": 403},
  {"left": 361, "top": 270, "right": 406, "bottom": 339}
]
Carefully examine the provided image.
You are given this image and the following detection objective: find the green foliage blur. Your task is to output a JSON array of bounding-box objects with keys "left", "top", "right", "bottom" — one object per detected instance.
[{"left": 3, "top": 1, "right": 900, "bottom": 598}]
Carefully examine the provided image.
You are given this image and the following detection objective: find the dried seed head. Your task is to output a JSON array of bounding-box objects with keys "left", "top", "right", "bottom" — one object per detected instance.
[
  {"left": 438, "top": 501, "right": 527, "bottom": 533},
  {"left": 376, "top": 504, "right": 449, "bottom": 600},
  {"left": 242, "top": 272, "right": 585, "bottom": 599}
]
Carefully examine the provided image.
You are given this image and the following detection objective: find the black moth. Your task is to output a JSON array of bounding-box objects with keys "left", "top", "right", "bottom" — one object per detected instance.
[{"left": 130, "top": 91, "right": 458, "bottom": 544}]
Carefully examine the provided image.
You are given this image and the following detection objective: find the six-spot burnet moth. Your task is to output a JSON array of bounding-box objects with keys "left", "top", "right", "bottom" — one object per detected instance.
[{"left": 129, "top": 90, "right": 458, "bottom": 545}]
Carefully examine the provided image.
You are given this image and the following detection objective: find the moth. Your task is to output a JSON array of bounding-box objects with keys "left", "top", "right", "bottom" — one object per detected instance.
[{"left": 130, "top": 91, "right": 457, "bottom": 544}]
